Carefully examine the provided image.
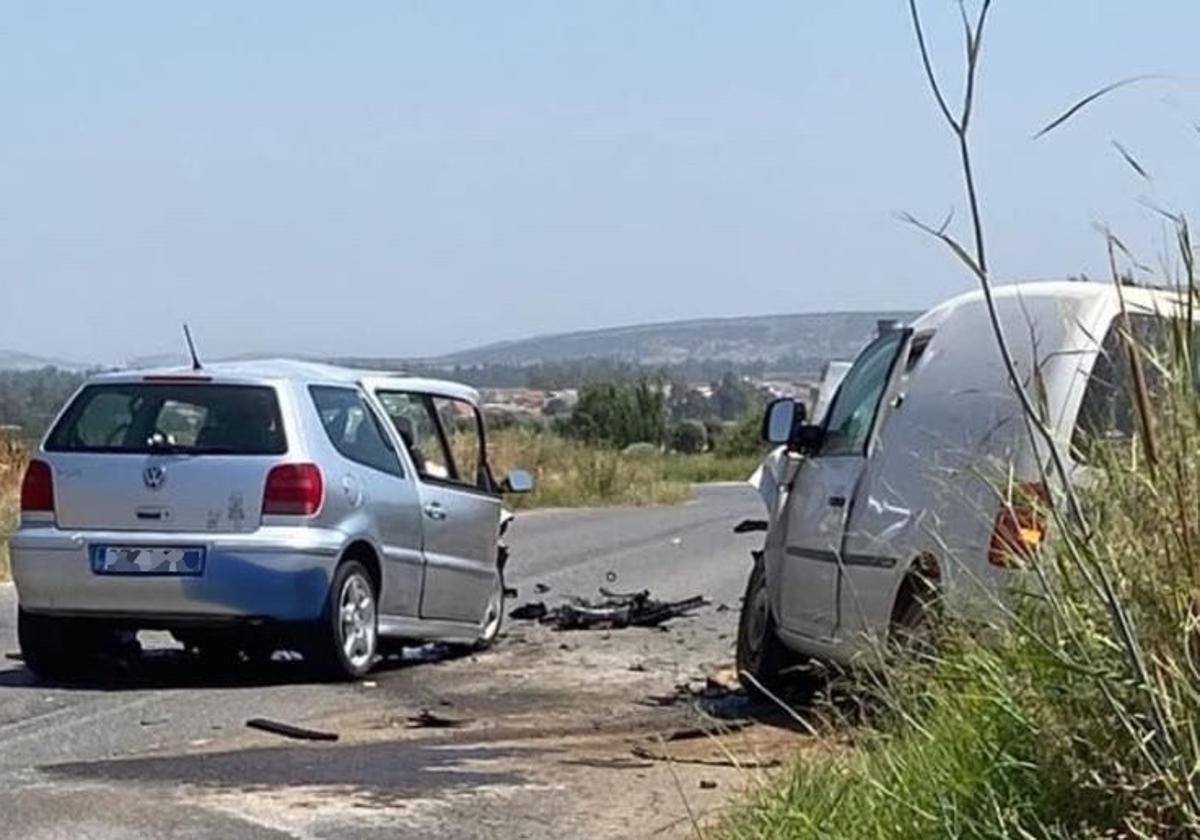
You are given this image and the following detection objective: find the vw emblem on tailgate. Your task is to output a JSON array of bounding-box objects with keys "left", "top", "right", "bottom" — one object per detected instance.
[{"left": 143, "top": 465, "right": 167, "bottom": 490}]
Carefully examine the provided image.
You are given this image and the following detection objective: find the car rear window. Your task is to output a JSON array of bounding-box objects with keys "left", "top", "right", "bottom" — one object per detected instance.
[{"left": 46, "top": 383, "right": 287, "bottom": 455}]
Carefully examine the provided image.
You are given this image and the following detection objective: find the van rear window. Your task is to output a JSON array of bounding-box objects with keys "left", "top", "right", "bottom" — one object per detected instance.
[
  {"left": 1072, "top": 313, "right": 1195, "bottom": 454},
  {"left": 46, "top": 384, "right": 287, "bottom": 455}
]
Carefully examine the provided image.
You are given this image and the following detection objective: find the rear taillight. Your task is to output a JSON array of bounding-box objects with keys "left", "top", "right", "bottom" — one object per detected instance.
[
  {"left": 20, "top": 459, "right": 55, "bottom": 513},
  {"left": 988, "top": 482, "right": 1049, "bottom": 569},
  {"left": 262, "top": 463, "right": 324, "bottom": 517}
]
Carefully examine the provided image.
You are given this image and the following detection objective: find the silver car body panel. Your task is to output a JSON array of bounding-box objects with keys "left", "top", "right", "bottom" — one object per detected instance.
[{"left": 12, "top": 359, "right": 503, "bottom": 641}]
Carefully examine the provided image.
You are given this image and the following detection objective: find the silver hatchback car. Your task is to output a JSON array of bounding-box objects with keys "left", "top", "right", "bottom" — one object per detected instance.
[{"left": 10, "top": 359, "right": 533, "bottom": 680}]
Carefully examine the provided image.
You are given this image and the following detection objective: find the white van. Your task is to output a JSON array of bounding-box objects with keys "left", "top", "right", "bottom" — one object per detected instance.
[{"left": 737, "top": 281, "right": 1183, "bottom": 690}]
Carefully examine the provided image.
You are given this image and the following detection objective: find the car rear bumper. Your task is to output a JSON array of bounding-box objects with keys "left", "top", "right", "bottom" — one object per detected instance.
[{"left": 10, "top": 526, "right": 346, "bottom": 623}]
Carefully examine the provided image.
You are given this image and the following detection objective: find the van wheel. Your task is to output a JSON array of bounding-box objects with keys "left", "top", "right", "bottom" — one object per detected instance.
[
  {"left": 309, "top": 561, "right": 378, "bottom": 680},
  {"left": 18, "top": 609, "right": 96, "bottom": 681},
  {"left": 889, "top": 578, "right": 938, "bottom": 660},
  {"left": 736, "top": 558, "right": 805, "bottom": 700}
]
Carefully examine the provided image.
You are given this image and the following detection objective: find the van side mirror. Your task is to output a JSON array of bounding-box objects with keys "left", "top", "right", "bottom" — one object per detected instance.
[
  {"left": 501, "top": 469, "right": 535, "bottom": 494},
  {"left": 761, "top": 398, "right": 822, "bottom": 452},
  {"left": 762, "top": 398, "right": 805, "bottom": 444}
]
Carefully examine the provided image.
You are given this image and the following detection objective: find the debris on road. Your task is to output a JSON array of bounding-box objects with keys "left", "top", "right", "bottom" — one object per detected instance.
[
  {"left": 246, "top": 718, "right": 340, "bottom": 742},
  {"left": 508, "top": 588, "right": 708, "bottom": 631},
  {"left": 407, "top": 709, "right": 468, "bottom": 729},
  {"left": 631, "top": 741, "right": 780, "bottom": 769},
  {"left": 534, "top": 582, "right": 552, "bottom": 594},
  {"left": 509, "top": 602, "right": 549, "bottom": 621},
  {"left": 662, "top": 721, "right": 751, "bottom": 742},
  {"left": 705, "top": 666, "right": 741, "bottom": 694}
]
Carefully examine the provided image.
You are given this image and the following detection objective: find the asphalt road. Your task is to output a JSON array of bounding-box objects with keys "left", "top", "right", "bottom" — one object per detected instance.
[{"left": 0, "top": 484, "right": 777, "bottom": 839}]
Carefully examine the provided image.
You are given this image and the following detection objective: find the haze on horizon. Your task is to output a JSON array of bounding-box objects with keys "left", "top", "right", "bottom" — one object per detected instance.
[{"left": 2, "top": 2, "right": 1199, "bottom": 365}]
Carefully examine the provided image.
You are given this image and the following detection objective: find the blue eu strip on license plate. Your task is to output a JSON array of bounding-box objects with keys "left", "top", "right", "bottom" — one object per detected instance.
[{"left": 90, "top": 546, "right": 206, "bottom": 576}]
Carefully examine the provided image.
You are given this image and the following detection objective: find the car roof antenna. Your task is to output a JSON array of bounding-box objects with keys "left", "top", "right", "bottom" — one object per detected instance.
[{"left": 183, "top": 323, "right": 203, "bottom": 371}]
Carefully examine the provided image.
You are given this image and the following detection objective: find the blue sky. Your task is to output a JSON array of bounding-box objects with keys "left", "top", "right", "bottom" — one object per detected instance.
[{"left": 2, "top": 2, "right": 1199, "bottom": 363}]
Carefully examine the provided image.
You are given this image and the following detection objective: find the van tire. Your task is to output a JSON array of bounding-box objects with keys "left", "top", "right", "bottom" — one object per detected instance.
[
  {"left": 889, "top": 576, "right": 938, "bottom": 660},
  {"left": 308, "top": 560, "right": 378, "bottom": 681},
  {"left": 18, "top": 608, "right": 94, "bottom": 681},
  {"left": 736, "top": 557, "right": 803, "bottom": 700}
]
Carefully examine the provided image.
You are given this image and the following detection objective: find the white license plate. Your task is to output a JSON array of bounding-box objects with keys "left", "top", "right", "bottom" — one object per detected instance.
[{"left": 90, "top": 546, "right": 206, "bottom": 576}]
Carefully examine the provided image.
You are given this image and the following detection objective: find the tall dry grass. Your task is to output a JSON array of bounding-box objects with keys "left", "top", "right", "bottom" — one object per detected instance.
[
  {"left": 487, "top": 427, "right": 757, "bottom": 509},
  {"left": 0, "top": 436, "right": 26, "bottom": 581}
]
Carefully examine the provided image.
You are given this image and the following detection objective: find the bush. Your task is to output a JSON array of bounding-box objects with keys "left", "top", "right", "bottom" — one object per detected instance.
[
  {"left": 621, "top": 441, "right": 660, "bottom": 459},
  {"left": 714, "top": 412, "right": 765, "bottom": 458},
  {"left": 668, "top": 419, "right": 708, "bottom": 454},
  {"left": 564, "top": 379, "right": 667, "bottom": 448}
]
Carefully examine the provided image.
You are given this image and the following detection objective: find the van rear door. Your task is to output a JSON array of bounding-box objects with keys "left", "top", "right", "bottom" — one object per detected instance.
[{"left": 43, "top": 380, "right": 287, "bottom": 533}]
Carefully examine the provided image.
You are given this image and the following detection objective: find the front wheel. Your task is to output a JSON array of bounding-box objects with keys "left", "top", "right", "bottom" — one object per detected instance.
[
  {"left": 308, "top": 561, "right": 378, "bottom": 680},
  {"left": 735, "top": 557, "right": 806, "bottom": 700}
]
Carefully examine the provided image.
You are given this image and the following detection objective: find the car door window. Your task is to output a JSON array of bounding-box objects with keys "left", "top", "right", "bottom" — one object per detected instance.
[
  {"left": 820, "top": 330, "right": 908, "bottom": 457},
  {"left": 376, "top": 391, "right": 454, "bottom": 481},
  {"left": 309, "top": 386, "right": 403, "bottom": 477},
  {"left": 431, "top": 396, "right": 491, "bottom": 490}
]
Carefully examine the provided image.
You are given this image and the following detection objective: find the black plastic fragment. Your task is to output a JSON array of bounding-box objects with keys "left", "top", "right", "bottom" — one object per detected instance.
[{"left": 246, "top": 718, "right": 339, "bottom": 742}]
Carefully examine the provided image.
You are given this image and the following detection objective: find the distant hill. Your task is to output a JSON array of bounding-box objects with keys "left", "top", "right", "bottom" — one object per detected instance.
[
  {"left": 424, "top": 311, "right": 918, "bottom": 372},
  {"left": 0, "top": 349, "right": 89, "bottom": 372},
  {"left": 117, "top": 309, "right": 919, "bottom": 377}
]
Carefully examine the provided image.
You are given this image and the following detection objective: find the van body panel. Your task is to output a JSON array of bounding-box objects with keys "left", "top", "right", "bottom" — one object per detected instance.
[{"left": 762, "top": 282, "right": 1187, "bottom": 666}]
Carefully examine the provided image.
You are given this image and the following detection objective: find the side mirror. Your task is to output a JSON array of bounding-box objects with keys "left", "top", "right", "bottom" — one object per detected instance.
[
  {"left": 761, "top": 398, "right": 823, "bottom": 452},
  {"left": 761, "top": 398, "right": 807, "bottom": 445},
  {"left": 501, "top": 469, "right": 535, "bottom": 494}
]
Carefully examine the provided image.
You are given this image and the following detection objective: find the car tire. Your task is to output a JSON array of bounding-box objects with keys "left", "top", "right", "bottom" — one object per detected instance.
[
  {"left": 18, "top": 608, "right": 96, "bottom": 681},
  {"left": 735, "top": 556, "right": 805, "bottom": 701},
  {"left": 308, "top": 560, "right": 378, "bottom": 681}
]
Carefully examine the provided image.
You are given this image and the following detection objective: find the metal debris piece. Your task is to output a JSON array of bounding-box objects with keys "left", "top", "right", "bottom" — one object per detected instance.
[
  {"left": 509, "top": 587, "right": 708, "bottom": 631},
  {"left": 407, "top": 709, "right": 467, "bottom": 729},
  {"left": 246, "top": 718, "right": 339, "bottom": 742},
  {"left": 509, "top": 602, "right": 549, "bottom": 621}
]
